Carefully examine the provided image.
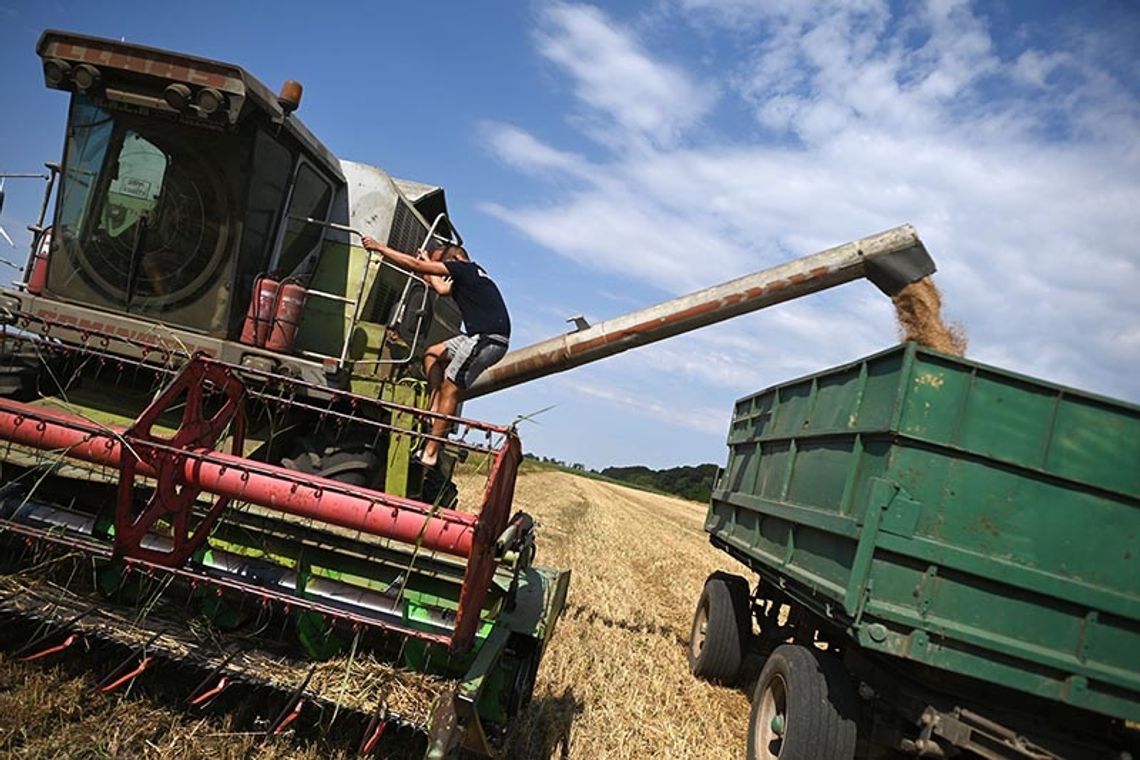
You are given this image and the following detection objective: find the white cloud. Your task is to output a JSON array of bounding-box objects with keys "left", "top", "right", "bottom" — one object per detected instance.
[
  {"left": 1011, "top": 49, "right": 1063, "bottom": 88},
  {"left": 479, "top": 122, "right": 589, "bottom": 178},
  {"left": 480, "top": 0, "right": 1140, "bottom": 445},
  {"left": 535, "top": 2, "right": 717, "bottom": 147}
]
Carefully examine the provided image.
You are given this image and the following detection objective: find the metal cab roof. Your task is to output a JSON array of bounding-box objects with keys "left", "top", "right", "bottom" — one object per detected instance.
[{"left": 36, "top": 29, "right": 344, "bottom": 183}]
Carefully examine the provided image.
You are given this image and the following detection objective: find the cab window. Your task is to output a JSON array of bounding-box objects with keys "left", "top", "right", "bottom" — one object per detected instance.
[{"left": 274, "top": 162, "right": 333, "bottom": 277}]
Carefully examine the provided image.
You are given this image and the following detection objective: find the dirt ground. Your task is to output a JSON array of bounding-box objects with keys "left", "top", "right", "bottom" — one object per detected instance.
[{"left": 0, "top": 467, "right": 753, "bottom": 759}]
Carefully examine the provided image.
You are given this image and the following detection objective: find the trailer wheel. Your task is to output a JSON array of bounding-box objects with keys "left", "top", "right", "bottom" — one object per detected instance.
[
  {"left": 688, "top": 572, "right": 751, "bottom": 684},
  {"left": 747, "top": 644, "right": 856, "bottom": 760}
]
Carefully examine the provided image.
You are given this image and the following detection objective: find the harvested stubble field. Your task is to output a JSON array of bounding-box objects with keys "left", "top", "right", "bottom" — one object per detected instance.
[{"left": 0, "top": 465, "right": 751, "bottom": 759}]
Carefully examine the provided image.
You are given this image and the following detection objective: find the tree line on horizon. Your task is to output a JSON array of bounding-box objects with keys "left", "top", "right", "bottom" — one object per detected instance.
[{"left": 523, "top": 453, "right": 718, "bottom": 503}]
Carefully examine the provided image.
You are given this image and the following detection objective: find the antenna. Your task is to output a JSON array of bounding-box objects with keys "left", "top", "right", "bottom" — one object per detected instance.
[{"left": 0, "top": 179, "right": 13, "bottom": 248}]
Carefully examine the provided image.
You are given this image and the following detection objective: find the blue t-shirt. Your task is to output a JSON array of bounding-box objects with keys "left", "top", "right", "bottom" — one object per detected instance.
[{"left": 443, "top": 260, "right": 511, "bottom": 338}]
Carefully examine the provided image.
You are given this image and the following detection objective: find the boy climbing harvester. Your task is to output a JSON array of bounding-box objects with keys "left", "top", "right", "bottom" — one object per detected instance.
[{"left": 360, "top": 236, "right": 511, "bottom": 468}]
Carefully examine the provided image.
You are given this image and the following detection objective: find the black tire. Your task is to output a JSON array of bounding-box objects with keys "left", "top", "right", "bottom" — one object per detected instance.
[
  {"left": 317, "top": 449, "right": 378, "bottom": 487},
  {"left": 0, "top": 343, "right": 49, "bottom": 400},
  {"left": 747, "top": 644, "right": 857, "bottom": 760},
  {"left": 504, "top": 636, "right": 541, "bottom": 720},
  {"left": 280, "top": 438, "right": 379, "bottom": 488},
  {"left": 420, "top": 465, "right": 459, "bottom": 508},
  {"left": 689, "top": 572, "right": 751, "bottom": 684}
]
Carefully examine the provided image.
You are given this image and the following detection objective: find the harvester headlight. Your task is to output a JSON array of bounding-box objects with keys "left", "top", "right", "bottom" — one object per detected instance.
[
  {"left": 42, "top": 58, "right": 71, "bottom": 87},
  {"left": 195, "top": 87, "right": 225, "bottom": 116},
  {"left": 163, "top": 83, "right": 193, "bottom": 112},
  {"left": 71, "top": 64, "right": 101, "bottom": 93}
]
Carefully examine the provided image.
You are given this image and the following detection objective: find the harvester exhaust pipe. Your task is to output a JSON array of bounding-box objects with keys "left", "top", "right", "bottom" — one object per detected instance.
[{"left": 466, "top": 224, "right": 934, "bottom": 398}]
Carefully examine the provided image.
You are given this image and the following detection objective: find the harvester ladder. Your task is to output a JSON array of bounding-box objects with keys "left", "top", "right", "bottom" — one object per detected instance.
[{"left": 285, "top": 214, "right": 450, "bottom": 371}]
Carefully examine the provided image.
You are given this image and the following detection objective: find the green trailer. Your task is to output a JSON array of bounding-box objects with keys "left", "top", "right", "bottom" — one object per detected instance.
[{"left": 689, "top": 341, "right": 1140, "bottom": 760}]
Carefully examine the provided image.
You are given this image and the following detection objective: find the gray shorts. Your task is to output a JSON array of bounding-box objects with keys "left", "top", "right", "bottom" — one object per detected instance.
[{"left": 443, "top": 334, "right": 509, "bottom": 389}]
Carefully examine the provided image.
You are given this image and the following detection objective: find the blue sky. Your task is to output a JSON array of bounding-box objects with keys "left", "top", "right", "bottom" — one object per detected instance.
[{"left": 2, "top": 1, "right": 1138, "bottom": 470}]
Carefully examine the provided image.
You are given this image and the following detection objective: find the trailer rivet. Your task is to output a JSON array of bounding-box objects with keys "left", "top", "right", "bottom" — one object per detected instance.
[{"left": 866, "top": 623, "right": 888, "bottom": 642}]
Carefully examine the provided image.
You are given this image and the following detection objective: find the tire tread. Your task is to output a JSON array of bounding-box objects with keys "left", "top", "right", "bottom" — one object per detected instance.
[
  {"left": 747, "top": 644, "right": 857, "bottom": 760},
  {"left": 689, "top": 573, "right": 750, "bottom": 684}
]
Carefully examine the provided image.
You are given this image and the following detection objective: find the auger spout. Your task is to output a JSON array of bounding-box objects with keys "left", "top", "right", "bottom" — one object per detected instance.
[{"left": 466, "top": 224, "right": 934, "bottom": 398}]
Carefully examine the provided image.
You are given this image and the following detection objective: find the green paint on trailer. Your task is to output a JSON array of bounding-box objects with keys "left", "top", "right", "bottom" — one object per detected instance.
[{"left": 708, "top": 341, "right": 1140, "bottom": 723}]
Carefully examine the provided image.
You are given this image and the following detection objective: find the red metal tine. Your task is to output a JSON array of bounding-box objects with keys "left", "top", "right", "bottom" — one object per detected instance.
[
  {"left": 94, "top": 630, "right": 161, "bottom": 693},
  {"left": 98, "top": 655, "right": 153, "bottom": 693},
  {"left": 19, "top": 632, "right": 77, "bottom": 662},
  {"left": 11, "top": 604, "right": 95, "bottom": 659},
  {"left": 265, "top": 665, "right": 314, "bottom": 740},
  {"left": 186, "top": 651, "right": 239, "bottom": 707},
  {"left": 189, "top": 676, "right": 230, "bottom": 706},
  {"left": 359, "top": 715, "right": 388, "bottom": 755},
  {"left": 272, "top": 699, "right": 305, "bottom": 736}
]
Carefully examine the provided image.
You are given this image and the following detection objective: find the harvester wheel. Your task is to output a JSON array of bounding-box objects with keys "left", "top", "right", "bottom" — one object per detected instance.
[
  {"left": 0, "top": 342, "right": 50, "bottom": 400},
  {"left": 280, "top": 438, "right": 379, "bottom": 488},
  {"left": 504, "top": 637, "right": 541, "bottom": 719},
  {"left": 688, "top": 572, "right": 751, "bottom": 684},
  {"left": 747, "top": 644, "right": 857, "bottom": 760},
  {"left": 317, "top": 449, "right": 378, "bottom": 487}
]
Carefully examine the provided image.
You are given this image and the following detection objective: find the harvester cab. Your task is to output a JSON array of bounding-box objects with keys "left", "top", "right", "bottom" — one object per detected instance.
[
  {"left": 0, "top": 30, "right": 570, "bottom": 757},
  {"left": 27, "top": 33, "right": 461, "bottom": 380}
]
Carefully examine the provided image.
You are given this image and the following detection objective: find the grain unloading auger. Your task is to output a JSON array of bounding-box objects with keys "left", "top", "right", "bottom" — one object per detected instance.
[
  {"left": 0, "top": 29, "right": 936, "bottom": 758},
  {"left": 469, "top": 223, "right": 934, "bottom": 397}
]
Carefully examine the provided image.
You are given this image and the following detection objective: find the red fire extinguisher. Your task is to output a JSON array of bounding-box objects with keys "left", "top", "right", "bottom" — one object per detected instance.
[
  {"left": 265, "top": 280, "right": 307, "bottom": 354},
  {"left": 26, "top": 228, "right": 52, "bottom": 295},
  {"left": 240, "top": 275, "right": 281, "bottom": 347}
]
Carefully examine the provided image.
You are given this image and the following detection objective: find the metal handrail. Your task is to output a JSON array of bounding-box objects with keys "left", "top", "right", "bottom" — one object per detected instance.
[
  {"left": 358, "top": 212, "right": 452, "bottom": 368},
  {"left": 286, "top": 216, "right": 432, "bottom": 368},
  {"left": 288, "top": 213, "right": 456, "bottom": 371}
]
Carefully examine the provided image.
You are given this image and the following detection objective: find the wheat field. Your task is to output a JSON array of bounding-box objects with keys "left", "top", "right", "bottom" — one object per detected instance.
[{"left": 0, "top": 467, "right": 753, "bottom": 759}]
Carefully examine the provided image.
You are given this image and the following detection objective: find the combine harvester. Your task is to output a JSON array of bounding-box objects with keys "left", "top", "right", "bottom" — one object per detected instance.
[{"left": 0, "top": 30, "right": 938, "bottom": 758}]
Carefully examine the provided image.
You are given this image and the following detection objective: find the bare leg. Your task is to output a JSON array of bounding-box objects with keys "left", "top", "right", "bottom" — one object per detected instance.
[
  {"left": 420, "top": 379, "right": 461, "bottom": 467},
  {"left": 423, "top": 342, "right": 448, "bottom": 415}
]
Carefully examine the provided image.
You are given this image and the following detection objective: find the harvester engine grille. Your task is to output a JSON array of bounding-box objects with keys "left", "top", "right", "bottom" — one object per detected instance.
[
  {"left": 370, "top": 198, "right": 430, "bottom": 324},
  {"left": 388, "top": 198, "right": 429, "bottom": 256}
]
